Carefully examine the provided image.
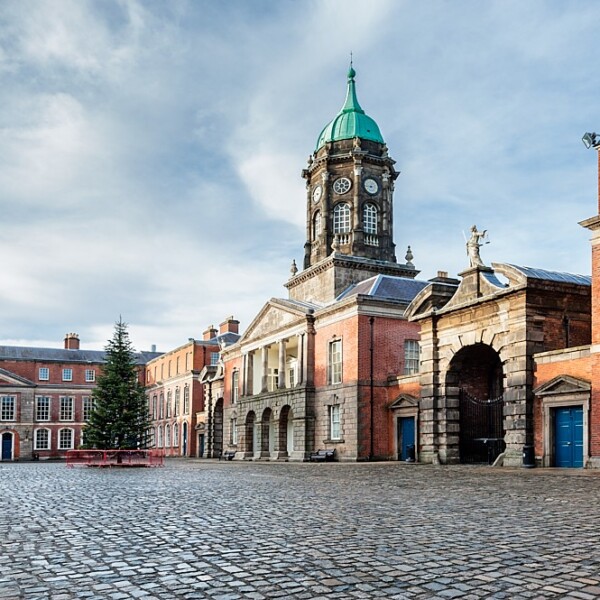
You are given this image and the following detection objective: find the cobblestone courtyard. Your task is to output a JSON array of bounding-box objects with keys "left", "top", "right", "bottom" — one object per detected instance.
[{"left": 2, "top": 461, "right": 600, "bottom": 599}]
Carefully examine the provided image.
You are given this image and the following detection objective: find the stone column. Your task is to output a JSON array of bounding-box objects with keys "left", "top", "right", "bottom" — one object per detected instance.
[
  {"left": 278, "top": 339, "right": 287, "bottom": 389},
  {"left": 261, "top": 346, "right": 270, "bottom": 393},
  {"left": 245, "top": 352, "right": 254, "bottom": 397}
]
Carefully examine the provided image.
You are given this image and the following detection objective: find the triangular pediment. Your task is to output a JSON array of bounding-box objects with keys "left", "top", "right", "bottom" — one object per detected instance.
[
  {"left": 389, "top": 393, "right": 419, "bottom": 410},
  {"left": 534, "top": 375, "right": 591, "bottom": 396},
  {"left": 0, "top": 368, "right": 34, "bottom": 387},
  {"left": 239, "top": 298, "right": 309, "bottom": 344}
]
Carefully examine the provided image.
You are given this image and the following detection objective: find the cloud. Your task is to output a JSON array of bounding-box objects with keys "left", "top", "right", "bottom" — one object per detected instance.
[{"left": 0, "top": 0, "right": 599, "bottom": 351}]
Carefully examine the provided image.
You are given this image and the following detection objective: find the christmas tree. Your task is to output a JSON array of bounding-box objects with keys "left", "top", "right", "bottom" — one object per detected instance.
[{"left": 84, "top": 318, "right": 150, "bottom": 449}]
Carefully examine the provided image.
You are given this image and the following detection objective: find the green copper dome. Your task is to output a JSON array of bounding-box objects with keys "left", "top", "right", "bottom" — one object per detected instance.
[{"left": 315, "top": 67, "right": 384, "bottom": 151}]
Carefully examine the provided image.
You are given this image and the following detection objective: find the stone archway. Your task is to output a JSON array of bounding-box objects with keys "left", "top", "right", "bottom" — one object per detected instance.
[
  {"left": 278, "top": 405, "right": 294, "bottom": 459},
  {"left": 260, "top": 407, "right": 274, "bottom": 456},
  {"left": 446, "top": 343, "right": 505, "bottom": 464},
  {"left": 245, "top": 411, "right": 256, "bottom": 454}
]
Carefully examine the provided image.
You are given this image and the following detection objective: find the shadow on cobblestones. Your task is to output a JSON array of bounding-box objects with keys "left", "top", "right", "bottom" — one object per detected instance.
[{"left": 2, "top": 460, "right": 600, "bottom": 599}]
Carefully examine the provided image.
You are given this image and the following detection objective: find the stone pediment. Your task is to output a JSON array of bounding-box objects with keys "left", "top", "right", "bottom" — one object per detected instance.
[
  {"left": 239, "top": 299, "right": 309, "bottom": 344},
  {"left": 0, "top": 368, "right": 33, "bottom": 387},
  {"left": 533, "top": 375, "right": 591, "bottom": 396},
  {"left": 389, "top": 393, "right": 419, "bottom": 410}
]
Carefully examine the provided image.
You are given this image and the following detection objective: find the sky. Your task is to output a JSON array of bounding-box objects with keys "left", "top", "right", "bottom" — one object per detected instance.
[{"left": 1, "top": 0, "right": 599, "bottom": 352}]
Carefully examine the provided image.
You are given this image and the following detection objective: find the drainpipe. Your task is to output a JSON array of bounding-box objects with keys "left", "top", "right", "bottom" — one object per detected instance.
[{"left": 369, "top": 316, "right": 375, "bottom": 460}]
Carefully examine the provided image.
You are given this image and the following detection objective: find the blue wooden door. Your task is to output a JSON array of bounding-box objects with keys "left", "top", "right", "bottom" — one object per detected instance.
[
  {"left": 399, "top": 417, "right": 415, "bottom": 461},
  {"left": 1, "top": 433, "right": 12, "bottom": 460},
  {"left": 555, "top": 407, "right": 583, "bottom": 467}
]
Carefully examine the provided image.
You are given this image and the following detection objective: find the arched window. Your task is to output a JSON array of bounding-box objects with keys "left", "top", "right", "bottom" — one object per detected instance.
[
  {"left": 159, "top": 393, "right": 164, "bottom": 418},
  {"left": 173, "top": 423, "right": 179, "bottom": 448},
  {"left": 152, "top": 395, "right": 157, "bottom": 419},
  {"left": 363, "top": 203, "right": 378, "bottom": 234},
  {"left": 34, "top": 428, "right": 50, "bottom": 450},
  {"left": 157, "top": 426, "right": 163, "bottom": 448},
  {"left": 313, "top": 211, "right": 322, "bottom": 239},
  {"left": 166, "top": 391, "right": 172, "bottom": 417},
  {"left": 58, "top": 428, "right": 74, "bottom": 450},
  {"left": 333, "top": 203, "right": 351, "bottom": 233},
  {"left": 165, "top": 424, "right": 171, "bottom": 448}
]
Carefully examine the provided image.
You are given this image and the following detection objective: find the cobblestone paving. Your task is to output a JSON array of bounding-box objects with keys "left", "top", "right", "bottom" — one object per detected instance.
[{"left": 2, "top": 461, "right": 600, "bottom": 599}]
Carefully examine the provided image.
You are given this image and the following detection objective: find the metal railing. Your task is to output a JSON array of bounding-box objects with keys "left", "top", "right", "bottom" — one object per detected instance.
[{"left": 66, "top": 449, "right": 165, "bottom": 468}]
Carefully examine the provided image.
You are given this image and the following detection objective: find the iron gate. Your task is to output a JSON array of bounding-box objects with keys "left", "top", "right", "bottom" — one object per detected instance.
[{"left": 459, "top": 390, "right": 505, "bottom": 464}]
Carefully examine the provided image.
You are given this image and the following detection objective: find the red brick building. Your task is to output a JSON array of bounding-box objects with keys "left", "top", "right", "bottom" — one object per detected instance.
[
  {"left": 145, "top": 317, "right": 240, "bottom": 458},
  {"left": 0, "top": 333, "right": 160, "bottom": 461}
]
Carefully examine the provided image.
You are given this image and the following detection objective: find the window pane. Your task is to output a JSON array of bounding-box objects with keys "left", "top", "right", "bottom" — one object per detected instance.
[
  {"left": 330, "top": 405, "right": 341, "bottom": 440},
  {"left": 404, "top": 340, "right": 420, "bottom": 375},
  {"left": 85, "top": 369, "right": 95, "bottom": 382},
  {"left": 363, "top": 203, "right": 378, "bottom": 234},
  {"left": 62, "top": 369, "right": 73, "bottom": 382},
  {"left": 328, "top": 340, "right": 342, "bottom": 385},
  {"left": 333, "top": 204, "right": 351, "bottom": 234},
  {"left": 35, "top": 429, "right": 50, "bottom": 450},
  {"left": 59, "top": 429, "right": 73, "bottom": 449},
  {"left": 60, "top": 397, "right": 74, "bottom": 421},
  {"left": 36, "top": 397, "right": 50, "bottom": 421},
  {"left": 1, "top": 396, "right": 15, "bottom": 421},
  {"left": 39, "top": 368, "right": 49, "bottom": 381}
]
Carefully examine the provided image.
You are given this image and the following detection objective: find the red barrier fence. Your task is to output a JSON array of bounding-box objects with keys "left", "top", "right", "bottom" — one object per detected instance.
[{"left": 66, "top": 449, "right": 164, "bottom": 468}]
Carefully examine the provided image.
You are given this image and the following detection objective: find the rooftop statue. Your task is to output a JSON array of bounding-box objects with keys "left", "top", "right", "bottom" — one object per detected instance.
[{"left": 466, "top": 225, "right": 487, "bottom": 268}]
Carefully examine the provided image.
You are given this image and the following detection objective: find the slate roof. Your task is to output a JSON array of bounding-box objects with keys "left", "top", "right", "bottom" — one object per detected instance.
[
  {"left": 508, "top": 265, "right": 591, "bottom": 286},
  {"left": 337, "top": 274, "right": 429, "bottom": 303},
  {"left": 0, "top": 346, "right": 162, "bottom": 365}
]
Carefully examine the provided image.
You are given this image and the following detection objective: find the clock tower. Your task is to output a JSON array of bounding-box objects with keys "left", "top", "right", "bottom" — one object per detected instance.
[{"left": 286, "top": 66, "right": 417, "bottom": 303}]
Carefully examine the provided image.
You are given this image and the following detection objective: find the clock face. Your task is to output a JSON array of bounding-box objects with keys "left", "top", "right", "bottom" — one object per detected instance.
[
  {"left": 364, "top": 178, "right": 379, "bottom": 195},
  {"left": 312, "top": 185, "right": 322, "bottom": 203},
  {"left": 333, "top": 177, "right": 352, "bottom": 195}
]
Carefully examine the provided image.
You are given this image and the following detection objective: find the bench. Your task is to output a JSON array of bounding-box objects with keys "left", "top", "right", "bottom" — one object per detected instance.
[
  {"left": 309, "top": 449, "right": 335, "bottom": 462},
  {"left": 219, "top": 451, "right": 236, "bottom": 461}
]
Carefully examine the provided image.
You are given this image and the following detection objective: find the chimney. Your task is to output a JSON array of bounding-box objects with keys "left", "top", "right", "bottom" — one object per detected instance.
[
  {"left": 64, "top": 333, "right": 80, "bottom": 350},
  {"left": 151, "top": 344, "right": 156, "bottom": 353},
  {"left": 202, "top": 325, "right": 218, "bottom": 341},
  {"left": 219, "top": 316, "right": 239, "bottom": 335}
]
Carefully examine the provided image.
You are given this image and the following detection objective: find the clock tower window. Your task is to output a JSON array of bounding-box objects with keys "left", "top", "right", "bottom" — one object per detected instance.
[
  {"left": 333, "top": 203, "right": 351, "bottom": 234},
  {"left": 364, "top": 203, "right": 378, "bottom": 234},
  {"left": 313, "top": 211, "right": 322, "bottom": 239}
]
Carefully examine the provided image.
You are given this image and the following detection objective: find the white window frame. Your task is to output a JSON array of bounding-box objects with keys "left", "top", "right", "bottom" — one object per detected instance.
[
  {"left": 34, "top": 428, "right": 51, "bottom": 450},
  {"left": 82, "top": 397, "right": 94, "bottom": 421},
  {"left": 183, "top": 386, "right": 190, "bottom": 415},
  {"left": 35, "top": 396, "right": 51, "bottom": 421},
  {"left": 174, "top": 388, "right": 180, "bottom": 416},
  {"left": 173, "top": 423, "right": 179, "bottom": 448},
  {"left": 38, "top": 367, "right": 49, "bottom": 381},
  {"left": 59, "top": 396, "right": 74, "bottom": 421},
  {"left": 328, "top": 340, "right": 343, "bottom": 385},
  {"left": 85, "top": 369, "right": 95, "bottom": 383},
  {"left": 231, "top": 418, "right": 238, "bottom": 445},
  {"left": 165, "top": 424, "right": 171, "bottom": 448},
  {"left": 157, "top": 426, "right": 163, "bottom": 448},
  {"left": 210, "top": 352, "right": 220, "bottom": 366},
  {"left": 62, "top": 368, "right": 73, "bottom": 382},
  {"left": 166, "top": 391, "right": 172, "bottom": 418},
  {"left": 313, "top": 210, "right": 322, "bottom": 239},
  {"left": 0, "top": 396, "right": 16, "bottom": 421},
  {"left": 330, "top": 405, "right": 341, "bottom": 440},
  {"left": 232, "top": 371, "right": 239, "bottom": 404},
  {"left": 404, "top": 340, "right": 420, "bottom": 375},
  {"left": 58, "top": 428, "right": 74, "bottom": 450},
  {"left": 333, "top": 203, "right": 351, "bottom": 234},
  {"left": 363, "top": 203, "right": 378, "bottom": 234}
]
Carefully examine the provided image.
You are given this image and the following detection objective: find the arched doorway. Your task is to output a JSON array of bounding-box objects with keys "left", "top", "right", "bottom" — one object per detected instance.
[
  {"left": 261, "top": 408, "right": 274, "bottom": 455},
  {"left": 447, "top": 343, "right": 505, "bottom": 464},
  {"left": 245, "top": 411, "right": 256, "bottom": 454},
  {"left": 213, "top": 398, "right": 224, "bottom": 458},
  {"left": 1, "top": 432, "right": 14, "bottom": 461},
  {"left": 278, "top": 405, "right": 294, "bottom": 457}
]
